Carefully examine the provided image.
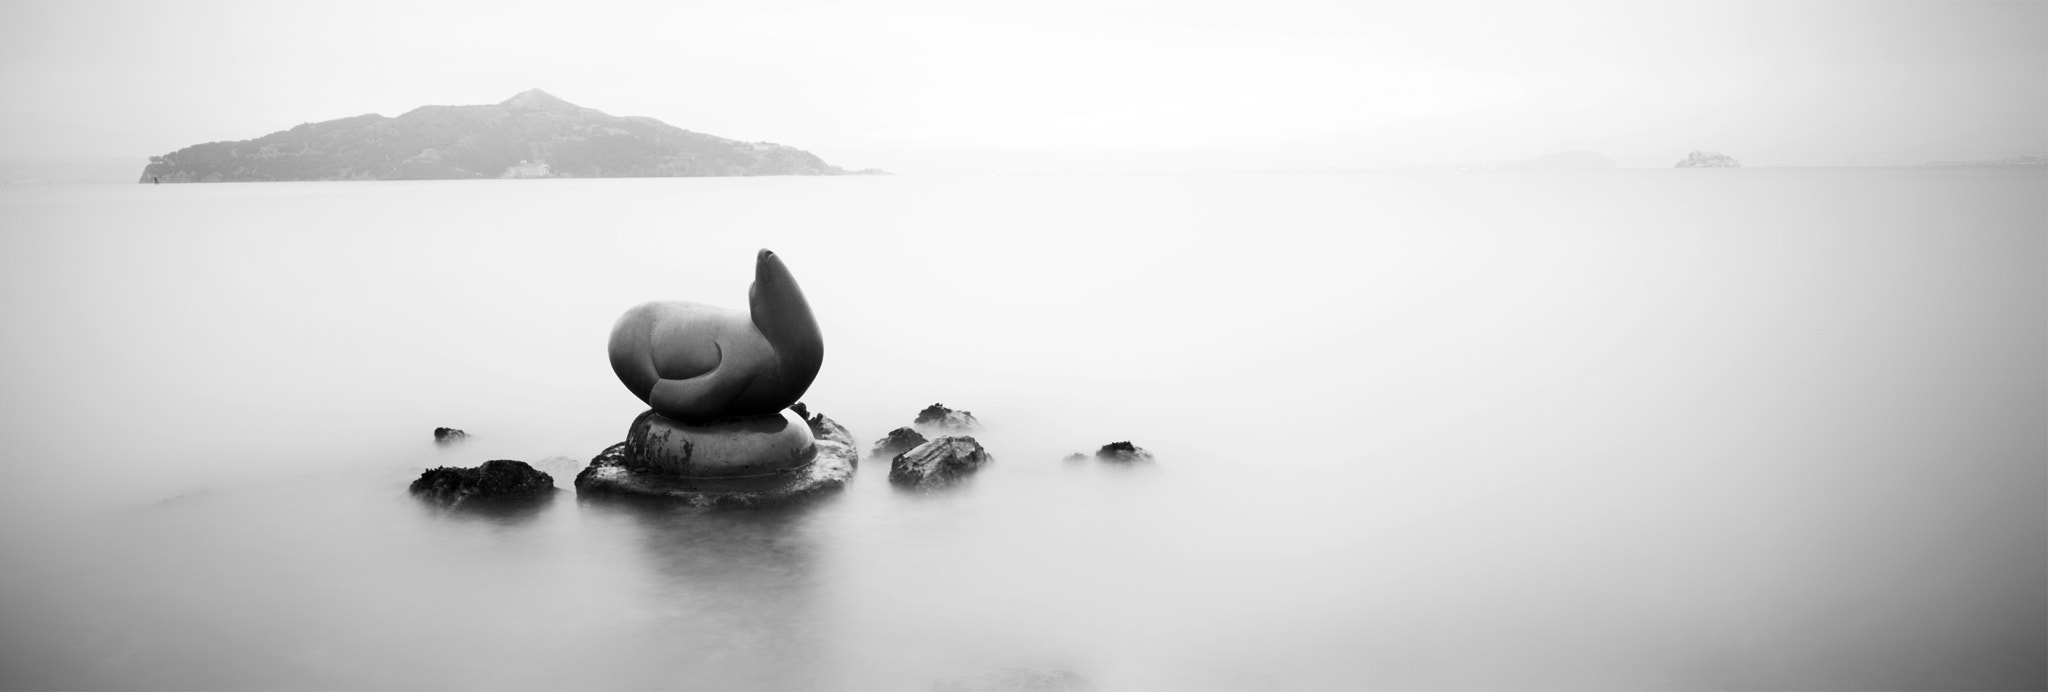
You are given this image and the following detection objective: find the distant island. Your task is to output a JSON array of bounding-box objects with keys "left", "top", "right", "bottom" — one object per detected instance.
[
  {"left": 139, "top": 90, "right": 877, "bottom": 183},
  {"left": 1675, "top": 151, "right": 1741, "bottom": 168}
]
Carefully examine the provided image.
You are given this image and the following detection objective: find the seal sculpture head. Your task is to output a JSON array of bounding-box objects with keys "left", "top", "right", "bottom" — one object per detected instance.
[{"left": 607, "top": 249, "right": 824, "bottom": 421}]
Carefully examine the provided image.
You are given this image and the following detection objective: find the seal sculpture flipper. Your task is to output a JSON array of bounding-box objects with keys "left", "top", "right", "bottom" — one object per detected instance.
[{"left": 607, "top": 249, "right": 824, "bottom": 421}]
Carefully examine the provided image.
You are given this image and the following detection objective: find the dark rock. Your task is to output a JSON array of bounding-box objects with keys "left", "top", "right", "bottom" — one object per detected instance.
[
  {"left": 932, "top": 667, "right": 1097, "bottom": 692},
  {"left": 793, "top": 401, "right": 855, "bottom": 449},
  {"left": 913, "top": 402, "right": 982, "bottom": 433},
  {"left": 433, "top": 427, "right": 468, "bottom": 443},
  {"left": 890, "top": 436, "right": 992, "bottom": 488},
  {"left": 1063, "top": 453, "right": 1087, "bottom": 463},
  {"left": 575, "top": 438, "right": 857, "bottom": 508},
  {"left": 871, "top": 427, "right": 929, "bottom": 458},
  {"left": 1675, "top": 150, "right": 1741, "bottom": 168},
  {"left": 1093, "top": 441, "right": 1155, "bottom": 463},
  {"left": 410, "top": 459, "right": 555, "bottom": 508}
]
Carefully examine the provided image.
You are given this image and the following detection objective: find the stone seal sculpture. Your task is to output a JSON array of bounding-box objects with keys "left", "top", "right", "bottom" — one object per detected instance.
[
  {"left": 577, "top": 249, "right": 855, "bottom": 506},
  {"left": 608, "top": 249, "right": 823, "bottom": 421}
]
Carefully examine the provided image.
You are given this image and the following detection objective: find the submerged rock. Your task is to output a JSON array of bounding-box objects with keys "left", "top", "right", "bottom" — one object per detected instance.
[
  {"left": 792, "top": 402, "right": 855, "bottom": 449},
  {"left": 932, "top": 667, "right": 1097, "bottom": 692},
  {"left": 871, "top": 427, "right": 928, "bottom": 458},
  {"left": 433, "top": 427, "right": 468, "bottom": 443},
  {"left": 1093, "top": 441, "right": 1155, "bottom": 463},
  {"left": 890, "top": 436, "right": 992, "bottom": 488},
  {"left": 410, "top": 459, "right": 555, "bottom": 508},
  {"left": 914, "top": 403, "right": 982, "bottom": 433},
  {"left": 1063, "top": 453, "right": 1088, "bottom": 463},
  {"left": 576, "top": 439, "right": 857, "bottom": 508}
]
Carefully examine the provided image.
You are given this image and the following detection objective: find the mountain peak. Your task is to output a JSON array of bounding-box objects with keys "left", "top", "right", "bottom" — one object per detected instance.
[{"left": 501, "top": 89, "right": 578, "bottom": 111}]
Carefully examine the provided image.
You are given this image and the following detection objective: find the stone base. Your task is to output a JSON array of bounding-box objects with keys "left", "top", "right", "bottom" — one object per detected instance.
[
  {"left": 623, "top": 409, "right": 816, "bottom": 478},
  {"left": 576, "top": 438, "right": 857, "bottom": 508}
]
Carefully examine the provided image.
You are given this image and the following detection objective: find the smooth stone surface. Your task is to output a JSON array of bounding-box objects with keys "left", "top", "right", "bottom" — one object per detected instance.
[
  {"left": 792, "top": 401, "right": 855, "bottom": 449},
  {"left": 623, "top": 409, "right": 815, "bottom": 478},
  {"left": 1093, "top": 441, "right": 1155, "bottom": 463},
  {"left": 433, "top": 427, "right": 467, "bottom": 443},
  {"left": 871, "top": 427, "right": 928, "bottom": 458},
  {"left": 410, "top": 459, "right": 555, "bottom": 508},
  {"left": 889, "top": 436, "right": 992, "bottom": 489},
  {"left": 913, "top": 402, "right": 981, "bottom": 433},
  {"left": 575, "top": 438, "right": 856, "bottom": 507},
  {"left": 606, "top": 249, "right": 824, "bottom": 421}
]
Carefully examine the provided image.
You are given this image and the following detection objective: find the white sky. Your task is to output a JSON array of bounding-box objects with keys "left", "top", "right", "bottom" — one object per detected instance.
[{"left": 1, "top": 0, "right": 2042, "bottom": 172}]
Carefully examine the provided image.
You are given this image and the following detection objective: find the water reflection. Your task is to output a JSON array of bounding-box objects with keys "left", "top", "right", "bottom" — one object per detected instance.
[
  {"left": 411, "top": 488, "right": 561, "bottom": 525},
  {"left": 580, "top": 497, "right": 838, "bottom": 691}
]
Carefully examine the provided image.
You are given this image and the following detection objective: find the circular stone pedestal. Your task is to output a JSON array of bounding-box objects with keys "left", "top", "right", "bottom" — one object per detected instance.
[
  {"left": 623, "top": 409, "right": 816, "bottom": 479},
  {"left": 575, "top": 409, "right": 856, "bottom": 507}
]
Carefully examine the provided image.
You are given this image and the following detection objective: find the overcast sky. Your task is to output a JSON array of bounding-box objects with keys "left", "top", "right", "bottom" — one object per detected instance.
[{"left": 1, "top": 0, "right": 2042, "bottom": 173}]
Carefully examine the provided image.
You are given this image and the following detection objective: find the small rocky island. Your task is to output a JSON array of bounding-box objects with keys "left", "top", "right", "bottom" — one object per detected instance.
[
  {"left": 1675, "top": 151, "right": 1741, "bottom": 168},
  {"left": 141, "top": 89, "right": 875, "bottom": 182}
]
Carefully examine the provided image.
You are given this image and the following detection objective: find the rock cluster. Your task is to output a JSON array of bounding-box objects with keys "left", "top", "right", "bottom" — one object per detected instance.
[
  {"left": 433, "top": 427, "right": 468, "bottom": 443},
  {"left": 410, "top": 460, "right": 555, "bottom": 508},
  {"left": 889, "top": 436, "right": 993, "bottom": 489}
]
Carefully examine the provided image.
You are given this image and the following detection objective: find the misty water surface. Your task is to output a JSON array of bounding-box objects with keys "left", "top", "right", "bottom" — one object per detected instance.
[{"left": 0, "top": 170, "right": 2041, "bottom": 690}]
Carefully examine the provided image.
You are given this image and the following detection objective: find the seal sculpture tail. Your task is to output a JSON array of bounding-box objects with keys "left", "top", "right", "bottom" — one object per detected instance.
[{"left": 608, "top": 249, "right": 824, "bottom": 421}]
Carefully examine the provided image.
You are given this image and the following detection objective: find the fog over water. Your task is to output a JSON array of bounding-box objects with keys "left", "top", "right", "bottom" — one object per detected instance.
[{"left": 0, "top": 170, "right": 2042, "bottom": 689}]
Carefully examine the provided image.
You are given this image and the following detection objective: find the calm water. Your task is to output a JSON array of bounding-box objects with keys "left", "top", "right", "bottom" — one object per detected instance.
[{"left": 0, "top": 170, "right": 2041, "bottom": 690}]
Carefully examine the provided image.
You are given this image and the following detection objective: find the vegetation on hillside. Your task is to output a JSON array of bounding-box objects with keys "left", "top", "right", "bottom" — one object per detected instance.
[{"left": 140, "top": 90, "right": 865, "bottom": 183}]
